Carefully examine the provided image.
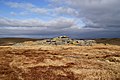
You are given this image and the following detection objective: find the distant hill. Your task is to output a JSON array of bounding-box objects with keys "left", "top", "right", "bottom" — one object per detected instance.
[
  {"left": 0, "top": 38, "right": 45, "bottom": 46},
  {"left": 95, "top": 38, "right": 120, "bottom": 46}
]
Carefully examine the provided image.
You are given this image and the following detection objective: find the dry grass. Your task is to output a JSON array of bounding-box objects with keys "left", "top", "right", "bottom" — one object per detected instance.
[{"left": 0, "top": 45, "right": 120, "bottom": 80}]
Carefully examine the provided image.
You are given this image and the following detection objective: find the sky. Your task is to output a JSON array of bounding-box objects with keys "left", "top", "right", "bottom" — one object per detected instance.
[{"left": 0, "top": 0, "right": 120, "bottom": 38}]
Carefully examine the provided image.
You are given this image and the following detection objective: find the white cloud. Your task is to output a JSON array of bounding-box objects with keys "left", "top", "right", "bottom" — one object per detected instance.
[
  {"left": 54, "top": 7, "right": 79, "bottom": 16},
  {"left": 10, "top": 11, "right": 28, "bottom": 16},
  {"left": 6, "top": 2, "right": 48, "bottom": 14},
  {"left": 0, "top": 17, "right": 79, "bottom": 30},
  {"left": 6, "top": 2, "right": 79, "bottom": 17}
]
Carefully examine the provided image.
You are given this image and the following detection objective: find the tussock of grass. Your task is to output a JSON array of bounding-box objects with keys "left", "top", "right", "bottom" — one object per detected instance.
[{"left": 0, "top": 45, "right": 120, "bottom": 80}]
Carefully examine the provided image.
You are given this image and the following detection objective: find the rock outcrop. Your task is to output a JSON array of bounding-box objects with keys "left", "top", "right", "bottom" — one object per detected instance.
[{"left": 14, "top": 36, "right": 96, "bottom": 46}]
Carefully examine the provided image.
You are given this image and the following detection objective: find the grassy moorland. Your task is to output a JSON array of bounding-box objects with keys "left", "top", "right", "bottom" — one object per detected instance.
[
  {"left": 0, "top": 38, "right": 45, "bottom": 46},
  {"left": 95, "top": 38, "right": 120, "bottom": 46},
  {"left": 0, "top": 44, "right": 120, "bottom": 80}
]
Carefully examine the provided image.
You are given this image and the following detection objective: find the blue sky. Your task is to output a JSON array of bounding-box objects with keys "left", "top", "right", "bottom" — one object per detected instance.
[{"left": 0, "top": 0, "right": 120, "bottom": 38}]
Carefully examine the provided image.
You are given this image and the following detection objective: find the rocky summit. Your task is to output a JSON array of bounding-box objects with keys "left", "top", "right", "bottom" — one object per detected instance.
[{"left": 14, "top": 36, "right": 96, "bottom": 46}]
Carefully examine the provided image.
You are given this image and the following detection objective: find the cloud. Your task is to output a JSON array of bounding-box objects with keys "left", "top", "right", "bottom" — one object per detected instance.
[
  {"left": 0, "top": 17, "right": 78, "bottom": 30},
  {"left": 6, "top": 2, "right": 48, "bottom": 14},
  {"left": 6, "top": 2, "right": 79, "bottom": 17},
  {"left": 0, "top": 16, "right": 107, "bottom": 38},
  {"left": 54, "top": 7, "right": 79, "bottom": 16},
  {"left": 0, "top": 26, "right": 119, "bottom": 38},
  {"left": 50, "top": 0, "right": 120, "bottom": 29},
  {"left": 10, "top": 11, "right": 28, "bottom": 16}
]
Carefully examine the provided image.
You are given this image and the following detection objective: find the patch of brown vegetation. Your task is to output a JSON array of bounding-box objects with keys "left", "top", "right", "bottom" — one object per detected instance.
[{"left": 0, "top": 45, "right": 120, "bottom": 80}]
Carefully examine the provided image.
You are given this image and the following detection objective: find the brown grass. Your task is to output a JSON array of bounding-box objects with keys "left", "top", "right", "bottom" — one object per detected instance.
[{"left": 0, "top": 45, "right": 120, "bottom": 80}]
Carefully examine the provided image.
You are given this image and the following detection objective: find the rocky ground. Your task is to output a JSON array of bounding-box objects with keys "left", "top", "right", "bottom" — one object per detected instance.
[{"left": 0, "top": 45, "right": 120, "bottom": 80}]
